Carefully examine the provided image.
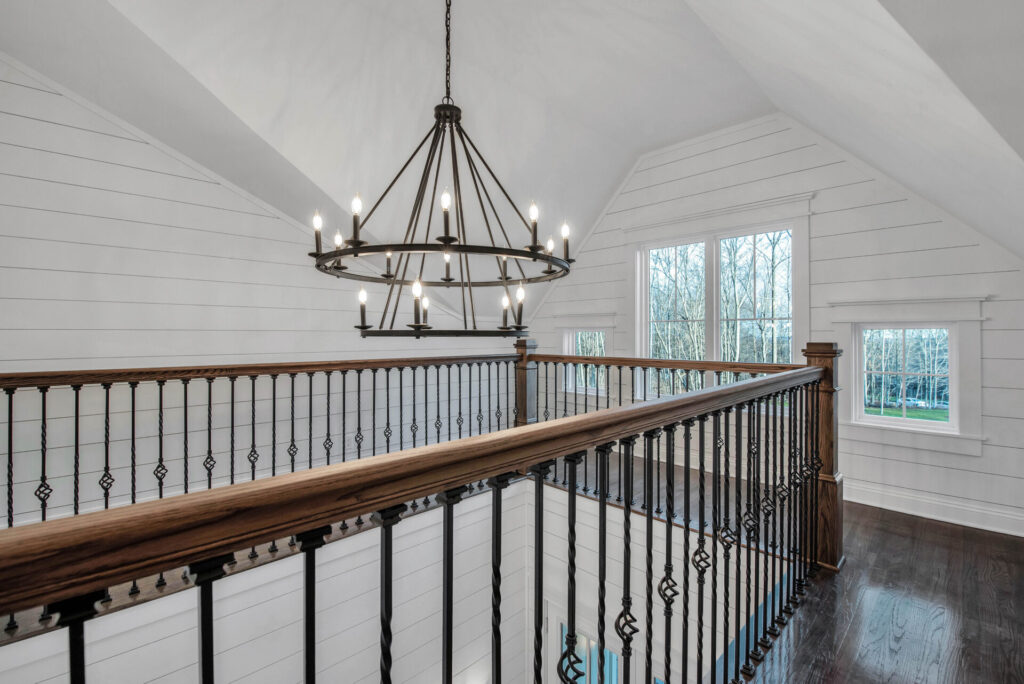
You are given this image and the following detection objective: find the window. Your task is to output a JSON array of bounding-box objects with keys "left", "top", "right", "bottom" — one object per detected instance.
[
  {"left": 858, "top": 326, "right": 952, "bottom": 428},
  {"left": 645, "top": 227, "right": 792, "bottom": 363},
  {"left": 564, "top": 329, "right": 607, "bottom": 393}
]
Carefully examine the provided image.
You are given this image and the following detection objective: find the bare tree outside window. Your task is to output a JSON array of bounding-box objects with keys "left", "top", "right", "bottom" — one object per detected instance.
[
  {"left": 862, "top": 327, "right": 950, "bottom": 422},
  {"left": 649, "top": 241, "right": 705, "bottom": 361}
]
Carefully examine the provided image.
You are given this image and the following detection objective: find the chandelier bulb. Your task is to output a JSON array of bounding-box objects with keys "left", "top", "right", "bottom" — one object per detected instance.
[
  {"left": 561, "top": 222, "right": 570, "bottom": 238},
  {"left": 546, "top": 237, "right": 554, "bottom": 253},
  {"left": 441, "top": 189, "right": 452, "bottom": 211},
  {"left": 313, "top": 211, "right": 323, "bottom": 231},
  {"left": 358, "top": 288, "right": 367, "bottom": 304},
  {"left": 501, "top": 294, "right": 510, "bottom": 309},
  {"left": 444, "top": 252, "right": 451, "bottom": 263},
  {"left": 422, "top": 296, "right": 430, "bottom": 310},
  {"left": 412, "top": 280, "right": 423, "bottom": 298},
  {"left": 529, "top": 202, "right": 539, "bottom": 222},
  {"left": 334, "top": 231, "right": 343, "bottom": 247},
  {"left": 385, "top": 250, "right": 393, "bottom": 258},
  {"left": 516, "top": 284, "right": 525, "bottom": 302},
  {"left": 351, "top": 194, "right": 363, "bottom": 216}
]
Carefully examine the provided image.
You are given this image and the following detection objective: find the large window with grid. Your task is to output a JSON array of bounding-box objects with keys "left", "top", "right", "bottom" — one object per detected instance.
[{"left": 645, "top": 227, "right": 792, "bottom": 363}]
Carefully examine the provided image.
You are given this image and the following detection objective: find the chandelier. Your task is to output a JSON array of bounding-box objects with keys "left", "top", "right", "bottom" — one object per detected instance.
[{"left": 307, "top": 0, "right": 573, "bottom": 338}]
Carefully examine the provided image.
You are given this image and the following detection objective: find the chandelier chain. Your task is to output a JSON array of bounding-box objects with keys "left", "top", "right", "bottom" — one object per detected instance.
[{"left": 444, "top": 0, "right": 452, "bottom": 103}]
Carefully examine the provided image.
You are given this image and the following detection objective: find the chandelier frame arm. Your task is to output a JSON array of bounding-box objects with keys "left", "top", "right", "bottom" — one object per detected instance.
[
  {"left": 456, "top": 125, "right": 528, "bottom": 283},
  {"left": 449, "top": 120, "right": 478, "bottom": 329},
  {"left": 360, "top": 125, "right": 436, "bottom": 230},
  {"left": 458, "top": 129, "right": 516, "bottom": 309},
  {"left": 457, "top": 124, "right": 533, "bottom": 236},
  {"left": 415, "top": 123, "right": 448, "bottom": 285}
]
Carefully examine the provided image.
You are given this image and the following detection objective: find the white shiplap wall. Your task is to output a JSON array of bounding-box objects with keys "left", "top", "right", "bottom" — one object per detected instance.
[
  {"left": 0, "top": 53, "right": 515, "bottom": 525},
  {"left": 531, "top": 113, "right": 1024, "bottom": 536}
]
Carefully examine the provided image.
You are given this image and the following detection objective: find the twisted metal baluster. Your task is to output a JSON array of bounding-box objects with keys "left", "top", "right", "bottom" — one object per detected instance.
[
  {"left": 270, "top": 375, "right": 277, "bottom": 477},
  {"left": 70, "top": 385, "right": 81, "bottom": 515},
  {"left": 324, "top": 371, "right": 333, "bottom": 463},
  {"left": 720, "top": 409, "right": 736, "bottom": 684},
  {"left": 288, "top": 374, "right": 297, "bottom": 472},
  {"left": 659, "top": 424, "right": 679, "bottom": 684},
  {"left": 446, "top": 365, "right": 453, "bottom": 441},
  {"left": 98, "top": 384, "right": 115, "bottom": 508},
  {"left": 247, "top": 376, "right": 259, "bottom": 479},
  {"left": 558, "top": 452, "right": 586, "bottom": 684},
  {"left": 371, "top": 369, "right": 377, "bottom": 455},
  {"left": 227, "top": 377, "right": 236, "bottom": 484},
  {"left": 529, "top": 460, "right": 554, "bottom": 684},
  {"left": 682, "top": 419, "right": 693, "bottom": 682},
  {"left": 356, "top": 370, "right": 365, "bottom": 458},
  {"left": 436, "top": 365, "right": 443, "bottom": 443},
  {"left": 342, "top": 370, "right": 348, "bottom": 461},
  {"left": 182, "top": 380, "right": 190, "bottom": 494},
  {"left": 410, "top": 366, "right": 417, "bottom": 446},
  {"left": 5, "top": 389, "right": 14, "bottom": 531},
  {"left": 476, "top": 362, "right": 484, "bottom": 436},
  {"left": 384, "top": 368, "right": 393, "bottom": 453},
  {"left": 456, "top": 364, "right": 464, "bottom": 439},
  {"left": 731, "top": 403, "right": 744, "bottom": 684},
  {"left": 711, "top": 412, "right": 721, "bottom": 680},
  {"left": 596, "top": 442, "right": 613, "bottom": 684},
  {"left": 35, "top": 388, "right": 51, "bottom": 522},
  {"left": 643, "top": 429, "right": 661, "bottom": 684},
  {"left": 204, "top": 379, "right": 215, "bottom": 487},
  {"left": 615, "top": 436, "right": 639, "bottom": 684},
  {"left": 373, "top": 505, "right": 406, "bottom": 684},
  {"left": 771, "top": 393, "right": 784, "bottom": 632},
  {"left": 694, "top": 415, "right": 710, "bottom": 680},
  {"left": 488, "top": 472, "right": 514, "bottom": 684}
]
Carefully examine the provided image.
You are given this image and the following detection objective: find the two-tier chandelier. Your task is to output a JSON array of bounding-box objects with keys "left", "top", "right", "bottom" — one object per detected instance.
[{"left": 307, "top": 0, "right": 573, "bottom": 338}]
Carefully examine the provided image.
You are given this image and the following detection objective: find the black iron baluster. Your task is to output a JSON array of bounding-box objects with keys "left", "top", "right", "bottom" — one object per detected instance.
[
  {"left": 487, "top": 361, "right": 493, "bottom": 434},
  {"left": 99, "top": 385, "right": 115, "bottom": 507},
  {"left": 270, "top": 375, "right": 278, "bottom": 477},
  {"left": 129, "top": 383, "right": 138, "bottom": 507},
  {"left": 436, "top": 365, "right": 443, "bottom": 444},
  {"left": 307, "top": 372, "right": 315, "bottom": 469},
  {"left": 659, "top": 424, "right": 678, "bottom": 684},
  {"left": 488, "top": 472, "right": 514, "bottom": 684},
  {"left": 741, "top": 401, "right": 758, "bottom": 675},
  {"left": 730, "top": 401, "right": 743, "bottom": 684},
  {"left": 476, "top": 362, "right": 484, "bottom": 437},
  {"left": 456, "top": 364, "right": 463, "bottom": 439},
  {"left": 399, "top": 368, "right": 405, "bottom": 451},
  {"left": 356, "top": 370, "right": 365, "bottom": 458},
  {"left": 288, "top": 374, "right": 297, "bottom": 472},
  {"left": 616, "top": 435, "right": 639, "bottom": 684},
  {"left": 227, "top": 377, "right": 235, "bottom": 484},
  {"left": 748, "top": 396, "right": 765, "bottom": 662},
  {"left": 422, "top": 367, "right": 429, "bottom": 447},
  {"left": 655, "top": 428, "right": 662, "bottom": 516},
  {"left": 439, "top": 484, "right": 469, "bottom": 684},
  {"left": 205, "top": 379, "right": 215, "bottom": 488},
  {"left": 572, "top": 363, "right": 578, "bottom": 416},
  {"left": 296, "top": 526, "right": 331, "bottom": 683},
  {"left": 371, "top": 369, "right": 377, "bottom": 455},
  {"left": 782, "top": 389, "right": 795, "bottom": 616},
  {"left": 341, "top": 370, "right": 348, "bottom": 462},
  {"left": 529, "top": 460, "right": 554, "bottom": 684},
  {"left": 643, "top": 429, "right": 660, "bottom": 684},
  {"left": 721, "top": 409, "right": 735, "bottom": 684},
  {"left": 157, "top": 379, "right": 169, "bottom": 493},
  {"left": 595, "top": 442, "right": 613, "bottom": 684},
  {"left": 770, "top": 393, "right": 783, "bottom": 634},
  {"left": 446, "top": 365, "right": 453, "bottom": 442},
  {"left": 374, "top": 505, "right": 407, "bottom": 684},
  {"left": 247, "top": 376, "right": 258, "bottom": 480},
  {"left": 558, "top": 452, "right": 586, "bottom": 684},
  {"left": 694, "top": 415, "right": 710, "bottom": 680},
  {"left": 35, "top": 388, "right": 51, "bottom": 522},
  {"left": 182, "top": 380, "right": 190, "bottom": 494},
  {"left": 543, "top": 362, "right": 550, "bottom": 421},
  {"left": 48, "top": 590, "right": 105, "bottom": 684},
  {"left": 811, "top": 381, "right": 822, "bottom": 577},
  {"left": 506, "top": 360, "right": 512, "bottom": 430},
  {"left": 6, "top": 388, "right": 14, "bottom": 530},
  {"left": 190, "top": 554, "right": 234, "bottom": 684},
  {"left": 385, "top": 368, "right": 393, "bottom": 453},
  {"left": 410, "top": 366, "right": 418, "bottom": 446},
  {"left": 711, "top": 412, "right": 721, "bottom": 681},
  {"left": 682, "top": 419, "right": 693, "bottom": 683},
  {"left": 325, "top": 371, "right": 333, "bottom": 464},
  {"left": 72, "top": 385, "right": 81, "bottom": 515},
  {"left": 760, "top": 394, "right": 775, "bottom": 651}
]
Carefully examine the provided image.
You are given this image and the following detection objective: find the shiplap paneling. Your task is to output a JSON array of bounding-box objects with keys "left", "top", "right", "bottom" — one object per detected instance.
[{"left": 531, "top": 113, "right": 1024, "bottom": 536}]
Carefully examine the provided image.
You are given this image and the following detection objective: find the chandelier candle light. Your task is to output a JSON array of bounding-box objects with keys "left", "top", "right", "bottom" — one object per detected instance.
[{"left": 307, "top": 0, "right": 573, "bottom": 338}]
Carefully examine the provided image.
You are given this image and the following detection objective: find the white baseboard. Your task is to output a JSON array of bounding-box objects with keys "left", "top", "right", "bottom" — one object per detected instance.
[{"left": 844, "top": 479, "right": 1024, "bottom": 537}]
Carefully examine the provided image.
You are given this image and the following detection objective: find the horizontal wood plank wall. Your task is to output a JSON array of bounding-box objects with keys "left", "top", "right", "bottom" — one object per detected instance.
[
  {"left": 0, "top": 482, "right": 529, "bottom": 683},
  {"left": 0, "top": 56, "right": 512, "bottom": 524},
  {"left": 530, "top": 113, "right": 1024, "bottom": 535}
]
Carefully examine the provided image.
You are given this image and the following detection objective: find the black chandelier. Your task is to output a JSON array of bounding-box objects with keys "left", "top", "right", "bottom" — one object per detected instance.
[{"left": 307, "top": 0, "right": 573, "bottom": 338}]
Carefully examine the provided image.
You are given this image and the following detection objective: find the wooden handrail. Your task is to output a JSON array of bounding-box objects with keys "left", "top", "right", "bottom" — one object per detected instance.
[
  {"left": 527, "top": 353, "right": 802, "bottom": 375},
  {"left": 0, "top": 366, "right": 822, "bottom": 615},
  {"left": 0, "top": 354, "right": 519, "bottom": 390}
]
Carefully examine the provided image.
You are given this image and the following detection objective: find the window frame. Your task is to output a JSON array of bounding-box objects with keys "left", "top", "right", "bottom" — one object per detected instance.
[
  {"left": 562, "top": 327, "right": 611, "bottom": 396},
  {"left": 637, "top": 220, "right": 805, "bottom": 366},
  {"left": 853, "top": 322, "right": 958, "bottom": 434}
]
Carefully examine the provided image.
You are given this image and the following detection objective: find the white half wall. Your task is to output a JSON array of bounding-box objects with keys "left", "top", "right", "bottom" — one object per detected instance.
[{"left": 531, "top": 113, "right": 1024, "bottom": 536}]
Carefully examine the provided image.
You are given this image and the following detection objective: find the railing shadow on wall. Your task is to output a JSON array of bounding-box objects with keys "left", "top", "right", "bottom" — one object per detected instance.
[{"left": 0, "top": 340, "right": 842, "bottom": 683}]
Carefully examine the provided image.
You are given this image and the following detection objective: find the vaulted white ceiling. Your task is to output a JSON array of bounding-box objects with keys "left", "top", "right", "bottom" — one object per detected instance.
[
  {"left": 107, "top": 0, "right": 774, "bottom": 246},
  {"left": 1, "top": 0, "right": 1022, "bottom": 263}
]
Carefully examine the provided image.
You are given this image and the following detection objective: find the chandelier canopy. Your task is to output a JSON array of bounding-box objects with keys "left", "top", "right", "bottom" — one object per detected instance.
[{"left": 307, "top": 0, "right": 573, "bottom": 338}]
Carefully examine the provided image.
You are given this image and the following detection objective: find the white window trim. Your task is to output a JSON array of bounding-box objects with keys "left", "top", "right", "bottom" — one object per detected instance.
[
  {"left": 562, "top": 327, "right": 612, "bottom": 396},
  {"left": 635, "top": 217, "right": 809, "bottom": 366},
  {"left": 852, "top": 323, "right": 959, "bottom": 435}
]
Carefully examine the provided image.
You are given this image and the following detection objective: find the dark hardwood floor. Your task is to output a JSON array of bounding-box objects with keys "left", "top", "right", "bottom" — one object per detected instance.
[
  {"left": 554, "top": 456, "right": 1024, "bottom": 682},
  {"left": 748, "top": 502, "right": 1024, "bottom": 684}
]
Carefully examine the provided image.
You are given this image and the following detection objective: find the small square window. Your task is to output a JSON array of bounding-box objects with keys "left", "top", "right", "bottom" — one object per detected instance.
[{"left": 857, "top": 325, "right": 953, "bottom": 430}]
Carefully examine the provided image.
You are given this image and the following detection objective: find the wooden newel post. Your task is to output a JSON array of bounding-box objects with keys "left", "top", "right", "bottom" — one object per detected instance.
[
  {"left": 802, "top": 342, "right": 844, "bottom": 572},
  {"left": 514, "top": 338, "right": 538, "bottom": 427}
]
